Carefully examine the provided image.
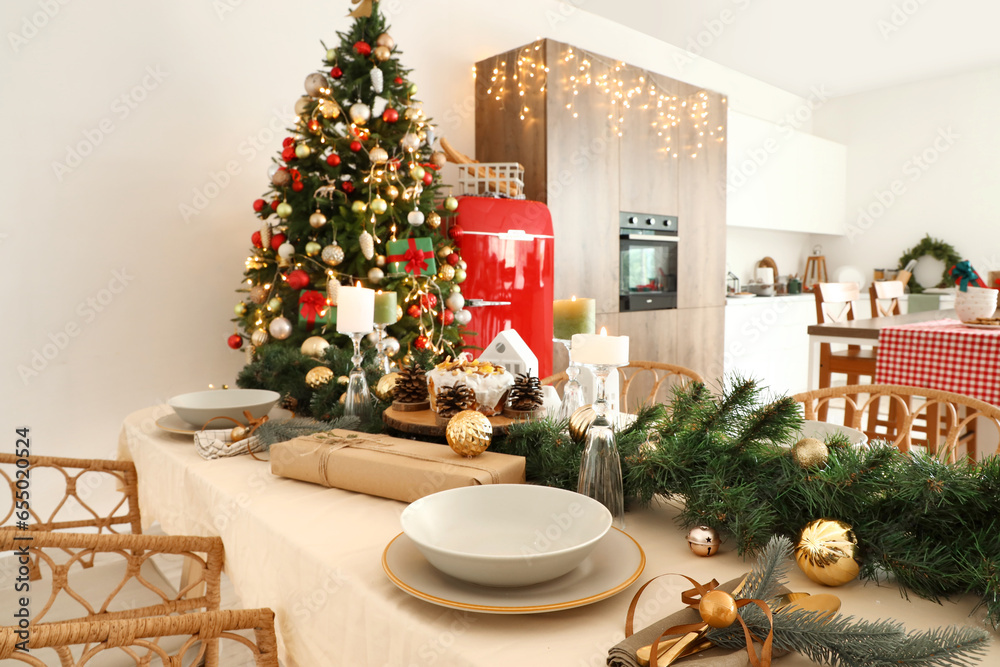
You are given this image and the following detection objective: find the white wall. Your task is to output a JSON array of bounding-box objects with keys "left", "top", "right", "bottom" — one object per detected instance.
[
  {"left": 810, "top": 64, "right": 1000, "bottom": 286},
  {"left": 1, "top": 0, "right": 807, "bottom": 461}
]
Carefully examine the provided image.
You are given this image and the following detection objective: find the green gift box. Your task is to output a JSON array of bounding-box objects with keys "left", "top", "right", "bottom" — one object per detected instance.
[
  {"left": 387, "top": 237, "right": 437, "bottom": 276},
  {"left": 298, "top": 290, "right": 335, "bottom": 331}
]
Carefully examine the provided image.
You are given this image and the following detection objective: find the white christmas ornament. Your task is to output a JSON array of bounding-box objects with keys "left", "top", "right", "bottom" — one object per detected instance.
[
  {"left": 304, "top": 73, "right": 328, "bottom": 96},
  {"left": 399, "top": 132, "right": 420, "bottom": 152},
  {"left": 349, "top": 103, "right": 371, "bottom": 124},
  {"left": 455, "top": 309, "right": 472, "bottom": 326},
  {"left": 446, "top": 293, "right": 465, "bottom": 312},
  {"left": 407, "top": 210, "right": 425, "bottom": 227},
  {"left": 359, "top": 231, "right": 375, "bottom": 260},
  {"left": 372, "top": 96, "right": 389, "bottom": 118},
  {"left": 368, "top": 267, "right": 384, "bottom": 284},
  {"left": 369, "top": 146, "right": 389, "bottom": 164},
  {"left": 277, "top": 242, "right": 295, "bottom": 260},
  {"left": 268, "top": 317, "right": 293, "bottom": 340},
  {"left": 370, "top": 67, "right": 384, "bottom": 93}
]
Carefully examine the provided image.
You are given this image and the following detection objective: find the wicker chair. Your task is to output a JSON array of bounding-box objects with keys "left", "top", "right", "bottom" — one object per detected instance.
[
  {"left": 0, "top": 608, "right": 279, "bottom": 666},
  {"left": 792, "top": 384, "right": 1000, "bottom": 462},
  {"left": 541, "top": 361, "right": 704, "bottom": 413}
]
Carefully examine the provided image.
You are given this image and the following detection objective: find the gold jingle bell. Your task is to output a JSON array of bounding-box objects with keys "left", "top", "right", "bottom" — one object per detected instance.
[
  {"left": 375, "top": 372, "right": 399, "bottom": 401},
  {"left": 686, "top": 525, "right": 721, "bottom": 557},
  {"left": 305, "top": 366, "right": 334, "bottom": 389},
  {"left": 795, "top": 518, "right": 860, "bottom": 587},
  {"left": 568, "top": 405, "right": 597, "bottom": 444},
  {"left": 446, "top": 410, "right": 493, "bottom": 457}
]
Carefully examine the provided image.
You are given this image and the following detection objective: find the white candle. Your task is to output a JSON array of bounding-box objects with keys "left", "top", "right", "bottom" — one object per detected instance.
[
  {"left": 336, "top": 283, "right": 375, "bottom": 333},
  {"left": 571, "top": 327, "right": 629, "bottom": 365}
]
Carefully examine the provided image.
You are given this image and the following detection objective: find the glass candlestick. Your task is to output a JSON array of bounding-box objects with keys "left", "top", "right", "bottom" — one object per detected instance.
[
  {"left": 554, "top": 338, "right": 585, "bottom": 421},
  {"left": 373, "top": 323, "right": 394, "bottom": 376},
  {"left": 577, "top": 362, "right": 625, "bottom": 529},
  {"left": 344, "top": 331, "right": 372, "bottom": 421}
]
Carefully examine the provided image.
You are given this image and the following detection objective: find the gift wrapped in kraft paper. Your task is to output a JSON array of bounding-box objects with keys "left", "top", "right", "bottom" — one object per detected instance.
[{"left": 270, "top": 429, "right": 526, "bottom": 502}]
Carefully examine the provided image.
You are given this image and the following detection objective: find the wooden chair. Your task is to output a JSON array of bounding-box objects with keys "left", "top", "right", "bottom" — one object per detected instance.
[
  {"left": 813, "top": 283, "right": 876, "bottom": 423},
  {"left": 541, "top": 361, "right": 704, "bottom": 413},
  {"left": 0, "top": 607, "right": 279, "bottom": 666},
  {"left": 792, "top": 384, "right": 1000, "bottom": 462},
  {"left": 869, "top": 280, "right": 904, "bottom": 318}
]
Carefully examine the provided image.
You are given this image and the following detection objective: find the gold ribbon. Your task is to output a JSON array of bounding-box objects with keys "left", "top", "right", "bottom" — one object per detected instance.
[
  {"left": 349, "top": 0, "right": 373, "bottom": 17},
  {"left": 201, "top": 411, "right": 270, "bottom": 461},
  {"left": 624, "top": 573, "right": 774, "bottom": 667}
]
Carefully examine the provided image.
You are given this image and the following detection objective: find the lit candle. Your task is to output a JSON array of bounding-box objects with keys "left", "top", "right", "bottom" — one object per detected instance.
[
  {"left": 373, "top": 290, "right": 398, "bottom": 325},
  {"left": 571, "top": 327, "right": 629, "bottom": 365},
  {"left": 553, "top": 296, "right": 596, "bottom": 340},
  {"left": 336, "top": 282, "right": 375, "bottom": 333}
]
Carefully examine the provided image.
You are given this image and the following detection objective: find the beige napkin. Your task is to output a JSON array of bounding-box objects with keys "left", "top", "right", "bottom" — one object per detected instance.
[{"left": 608, "top": 577, "right": 787, "bottom": 667}]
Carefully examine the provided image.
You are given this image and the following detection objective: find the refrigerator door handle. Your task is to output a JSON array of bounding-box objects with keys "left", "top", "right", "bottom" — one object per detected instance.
[{"left": 465, "top": 299, "right": 513, "bottom": 308}]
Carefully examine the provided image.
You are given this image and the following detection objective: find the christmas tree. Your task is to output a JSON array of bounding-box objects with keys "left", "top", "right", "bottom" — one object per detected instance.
[{"left": 229, "top": 1, "right": 470, "bottom": 368}]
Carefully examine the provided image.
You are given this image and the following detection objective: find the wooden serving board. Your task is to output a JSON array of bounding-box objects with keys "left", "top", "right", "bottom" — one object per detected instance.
[{"left": 382, "top": 407, "right": 515, "bottom": 437}]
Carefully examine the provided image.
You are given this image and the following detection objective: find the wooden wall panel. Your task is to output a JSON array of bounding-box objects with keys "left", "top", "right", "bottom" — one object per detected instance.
[
  {"left": 674, "top": 306, "right": 726, "bottom": 384},
  {"left": 618, "top": 70, "right": 680, "bottom": 215},
  {"left": 618, "top": 310, "right": 677, "bottom": 366}
]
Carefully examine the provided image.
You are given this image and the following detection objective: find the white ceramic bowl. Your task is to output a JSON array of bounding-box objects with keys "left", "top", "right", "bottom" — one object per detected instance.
[
  {"left": 400, "top": 485, "right": 612, "bottom": 587},
  {"left": 955, "top": 288, "right": 998, "bottom": 322},
  {"left": 797, "top": 420, "right": 868, "bottom": 447},
  {"left": 168, "top": 389, "right": 280, "bottom": 427}
]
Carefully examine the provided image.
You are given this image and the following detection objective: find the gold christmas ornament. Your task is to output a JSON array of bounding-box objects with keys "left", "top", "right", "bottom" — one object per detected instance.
[
  {"left": 230, "top": 425, "right": 248, "bottom": 442},
  {"left": 372, "top": 45, "right": 391, "bottom": 62},
  {"left": 249, "top": 285, "right": 268, "bottom": 305},
  {"left": 795, "top": 519, "right": 860, "bottom": 587},
  {"left": 446, "top": 410, "right": 493, "bottom": 457},
  {"left": 375, "top": 254, "right": 386, "bottom": 267},
  {"left": 437, "top": 264, "right": 456, "bottom": 281},
  {"left": 699, "top": 590, "right": 738, "bottom": 628},
  {"left": 437, "top": 246, "right": 453, "bottom": 259},
  {"left": 426, "top": 211, "right": 442, "bottom": 229},
  {"left": 375, "top": 372, "right": 399, "bottom": 401},
  {"left": 305, "top": 366, "right": 334, "bottom": 389},
  {"left": 318, "top": 99, "right": 340, "bottom": 119},
  {"left": 251, "top": 329, "right": 269, "bottom": 346},
  {"left": 431, "top": 151, "right": 447, "bottom": 169},
  {"left": 369, "top": 146, "right": 389, "bottom": 165},
  {"left": 686, "top": 525, "right": 722, "bottom": 557},
  {"left": 568, "top": 405, "right": 597, "bottom": 444},
  {"left": 300, "top": 335, "right": 330, "bottom": 358},
  {"left": 375, "top": 32, "right": 395, "bottom": 49},
  {"left": 792, "top": 437, "right": 829, "bottom": 468},
  {"left": 309, "top": 210, "right": 327, "bottom": 228},
  {"left": 322, "top": 243, "right": 345, "bottom": 266}
]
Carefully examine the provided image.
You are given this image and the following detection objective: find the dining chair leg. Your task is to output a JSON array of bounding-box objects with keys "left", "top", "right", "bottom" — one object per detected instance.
[{"left": 925, "top": 403, "right": 941, "bottom": 456}]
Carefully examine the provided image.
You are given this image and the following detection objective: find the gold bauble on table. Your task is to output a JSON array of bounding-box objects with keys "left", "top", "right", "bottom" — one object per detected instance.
[
  {"left": 795, "top": 518, "right": 860, "bottom": 587},
  {"left": 699, "top": 590, "right": 738, "bottom": 628},
  {"left": 306, "top": 366, "right": 334, "bottom": 389},
  {"left": 230, "top": 425, "right": 248, "bottom": 442},
  {"left": 375, "top": 372, "right": 399, "bottom": 401},
  {"left": 438, "top": 264, "right": 456, "bottom": 281},
  {"left": 446, "top": 410, "right": 493, "bottom": 457},
  {"left": 301, "top": 335, "right": 330, "bottom": 358},
  {"left": 792, "top": 437, "right": 829, "bottom": 468},
  {"left": 686, "top": 525, "right": 722, "bottom": 557},
  {"left": 568, "top": 405, "right": 597, "bottom": 444}
]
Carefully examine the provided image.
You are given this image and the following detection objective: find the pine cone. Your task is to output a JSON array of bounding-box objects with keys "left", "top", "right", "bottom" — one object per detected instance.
[
  {"left": 508, "top": 373, "right": 544, "bottom": 411},
  {"left": 394, "top": 364, "right": 428, "bottom": 403},
  {"left": 436, "top": 384, "right": 475, "bottom": 418},
  {"left": 280, "top": 394, "right": 299, "bottom": 412}
]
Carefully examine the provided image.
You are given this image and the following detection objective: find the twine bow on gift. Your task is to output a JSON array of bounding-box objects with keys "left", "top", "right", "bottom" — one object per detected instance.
[
  {"left": 950, "top": 260, "right": 986, "bottom": 292},
  {"left": 387, "top": 238, "right": 430, "bottom": 275},
  {"left": 201, "top": 411, "right": 270, "bottom": 460},
  {"left": 624, "top": 574, "right": 774, "bottom": 667}
]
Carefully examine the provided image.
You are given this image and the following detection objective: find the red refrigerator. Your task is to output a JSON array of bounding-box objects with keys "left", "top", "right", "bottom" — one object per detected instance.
[{"left": 452, "top": 197, "right": 555, "bottom": 377}]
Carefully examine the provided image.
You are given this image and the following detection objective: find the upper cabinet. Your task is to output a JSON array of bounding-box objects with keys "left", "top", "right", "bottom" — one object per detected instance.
[{"left": 726, "top": 111, "right": 846, "bottom": 235}]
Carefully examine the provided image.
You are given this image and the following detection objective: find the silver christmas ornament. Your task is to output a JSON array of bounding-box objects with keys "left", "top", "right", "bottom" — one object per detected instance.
[
  {"left": 304, "top": 73, "right": 328, "bottom": 97},
  {"left": 268, "top": 316, "right": 293, "bottom": 341},
  {"left": 359, "top": 230, "right": 375, "bottom": 260},
  {"left": 399, "top": 132, "right": 420, "bottom": 152},
  {"left": 383, "top": 336, "right": 400, "bottom": 356},
  {"left": 455, "top": 309, "right": 472, "bottom": 326},
  {"left": 322, "top": 243, "right": 345, "bottom": 266},
  {"left": 277, "top": 242, "right": 295, "bottom": 260},
  {"left": 349, "top": 103, "right": 371, "bottom": 125},
  {"left": 407, "top": 210, "right": 425, "bottom": 226},
  {"left": 686, "top": 526, "right": 722, "bottom": 557},
  {"left": 368, "top": 267, "right": 384, "bottom": 284},
  {"left": 446, "top": 293, "right": 465, "bottom": 312}
]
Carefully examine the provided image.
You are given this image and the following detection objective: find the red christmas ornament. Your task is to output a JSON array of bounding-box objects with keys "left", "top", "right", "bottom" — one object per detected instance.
[
  {"left": 253, "top": 199, "right": 266, "bottom": 213},
  {"left": 282, "top": 137, "right": 295, "bottom": 148},
  {"left": 281, "top": 146, "right": 296, "bottom": 161},
  {"left": 422, "top": 171, "right": 433, "bottom": 186},
  {"left": 353, "top": 41, "right": 371, "bottom": 56},
  {"left": 289, "top": 168, "right": 302, "bottom": 182},
  {"left": 446, "top": 253, "right": 460, "bottom": 266},
  {"left": 291, "top": 181, "right": 304, "bottom": 192},
  {"left": 251, "top": 231, "right": 263, "bottom": 248},
  {"left": 270, "top": 233, "right": 287, "bottom": 251},
  {"left": 381, "top": 108, "right": 399, "bottom": 123},
  {"left": 438, "top": 310, "right": 454, "bottom": 326},
  {"left": 227, "top": 333, "right": 244, "bottom": 350},
  {"left": 342, "top": 181, "right": 355, "bottom": 193},
  {"left": 448, "top": 225, "right": 464, "bottom": 243},
  {"left": 326, "top": 153, "right": 341, "bottom": 166},
  {"left": 308, "top": 119, "right": 321, "bottom": 133},
  {"left": 414, "top": 335, "right": 429, "bottom": 350},
  {"left": 330, "top": 66, "right": 343, "bottom": 79},
  {"left": 420, "top": 293, "right": 438, "bottom": 309},
  {"left": 270, "top": 200, "right": 280, "bottom": 211},
  {"left": 407, "top": 304, "right": 422, "bottom": 319},
  {"left": 349, "top": 140, "right": 363, "bottom": 152},
  {"left": 394, "top": 76, "right": 403, "bottom": 85},
  {"left": 286, "top": 269, "right": 310, "bottom": 290}
]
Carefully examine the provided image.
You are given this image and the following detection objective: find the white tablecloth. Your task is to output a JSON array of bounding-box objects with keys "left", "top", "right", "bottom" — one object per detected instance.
[{"left": 118, "top": 405, "right": 999, "bottom": 666}]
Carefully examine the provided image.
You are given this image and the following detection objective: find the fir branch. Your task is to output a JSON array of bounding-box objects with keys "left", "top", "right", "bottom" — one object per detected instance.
[
  {"left": 255, "top": 416, "right": 359, "bottom": 448},
  {"left": 740, "top": 535, "right": 793, "bottom": 601}
]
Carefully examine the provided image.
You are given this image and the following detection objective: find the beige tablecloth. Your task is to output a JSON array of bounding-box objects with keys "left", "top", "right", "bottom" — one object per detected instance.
[{"left": 118, "top": 405, "right": 1000, "bottom": 666}]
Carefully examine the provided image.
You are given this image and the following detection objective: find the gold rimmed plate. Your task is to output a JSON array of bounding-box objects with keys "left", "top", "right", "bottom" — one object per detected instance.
[{"left": 382, "top": 527, "right": 645, "bottom": 614}]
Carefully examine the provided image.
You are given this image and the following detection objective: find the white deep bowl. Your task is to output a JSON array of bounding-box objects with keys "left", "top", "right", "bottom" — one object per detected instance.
[
  {"left": 797, "top": 420, "right": 868, "bottom": 447},
  {"left": 401, "top": 485, "right": 613, "bottom": 587},
  {"left": 168, "top": 389, "right": 280, "bottom": 427},
  {"left": 955, "top": 288, "right": 998, "bottom": 322}
]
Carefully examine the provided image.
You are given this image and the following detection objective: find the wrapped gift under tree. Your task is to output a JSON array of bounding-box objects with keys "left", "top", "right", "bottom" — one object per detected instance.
[
  {"left": 298, "top": 289, "right": 335, "bottom": 331},
  {"left": 387, "top": 237, "right": 437, "bottom": 277}
]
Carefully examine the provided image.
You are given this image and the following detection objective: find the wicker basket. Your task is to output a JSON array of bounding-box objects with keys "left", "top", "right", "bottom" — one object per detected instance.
[{"left": 456, "top": 162, "right": 525, "bottom": 199}]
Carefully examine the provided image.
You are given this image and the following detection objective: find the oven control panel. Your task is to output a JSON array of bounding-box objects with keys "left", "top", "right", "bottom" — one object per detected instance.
[{"left": 620, "top": 211, "right": 678, "bottom": 234}]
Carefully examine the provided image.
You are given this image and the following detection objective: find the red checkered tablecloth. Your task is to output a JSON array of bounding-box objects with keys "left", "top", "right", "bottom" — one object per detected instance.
[{"left": 875, "top": 318, "right": 1000, "bottom": 405}]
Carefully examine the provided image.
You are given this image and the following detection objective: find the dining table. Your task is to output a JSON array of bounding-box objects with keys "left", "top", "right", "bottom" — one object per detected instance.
[{"left": 117, "top": 404, "right": 1000, "bottom": 666}]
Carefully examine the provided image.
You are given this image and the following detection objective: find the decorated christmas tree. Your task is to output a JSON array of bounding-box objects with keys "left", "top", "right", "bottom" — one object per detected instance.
[{"left": 228, "top": 1, "right": 470, "bottom": 369}]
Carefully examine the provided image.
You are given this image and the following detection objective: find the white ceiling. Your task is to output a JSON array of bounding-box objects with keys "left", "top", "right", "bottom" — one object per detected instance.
[{"left": 585, "top": 0, "right": 1000, "bottom": 98}]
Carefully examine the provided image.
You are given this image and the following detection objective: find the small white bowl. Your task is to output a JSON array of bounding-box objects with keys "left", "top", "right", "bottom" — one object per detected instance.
[
  {"left": 955, "top": 297, "right": 997, "bottom": 323},
  {"left": 168, "top": 389, "right": 280, "bottom": 427},
  {"left": 797, "top": 420, "right": 868, "bottom": 447},
  {"left": 401, "top": 485, "right": 612, "bottom": 587}
]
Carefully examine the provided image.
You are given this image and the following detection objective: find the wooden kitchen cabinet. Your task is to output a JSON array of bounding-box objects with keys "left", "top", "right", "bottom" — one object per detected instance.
[{"left": 474, "top": 39, "right": 727, "bottom": 380}]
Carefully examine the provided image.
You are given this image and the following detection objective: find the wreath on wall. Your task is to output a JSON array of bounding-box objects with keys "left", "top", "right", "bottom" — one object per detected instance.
[{"left": 898, "top": 235, "right": 961, "bottom": 293}]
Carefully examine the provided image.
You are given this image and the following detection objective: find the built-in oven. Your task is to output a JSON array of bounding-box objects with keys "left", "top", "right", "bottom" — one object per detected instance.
[{"left": 619, "top": 211, "right": 678, "bottom": 312}]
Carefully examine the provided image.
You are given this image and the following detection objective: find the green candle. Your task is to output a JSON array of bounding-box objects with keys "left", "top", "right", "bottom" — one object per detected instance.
[
  {"left": 553, "top": 296, "right": 595, "bottom": 340},
  {"left": 374, "top": 290, "right": 398, "bottom": 325}
]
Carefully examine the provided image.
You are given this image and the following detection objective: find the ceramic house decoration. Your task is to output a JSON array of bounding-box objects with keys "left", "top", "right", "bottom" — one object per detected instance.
[{"left": 478, "top": 329, "right": 538, "bottom": 378}]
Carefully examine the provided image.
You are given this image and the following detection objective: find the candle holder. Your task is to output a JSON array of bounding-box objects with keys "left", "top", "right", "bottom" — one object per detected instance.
[
  {"left": 344, "top": 331, "right": 372, "bottom": 421},
  {"left": 577, "top": 362, "right": 625, "bottom": 529},
  {"left": 554, "top": 338, "right": 585, "bottom": 421},
  {"left": 373, "top": 323, "right": 394, "bottom": 376}
]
